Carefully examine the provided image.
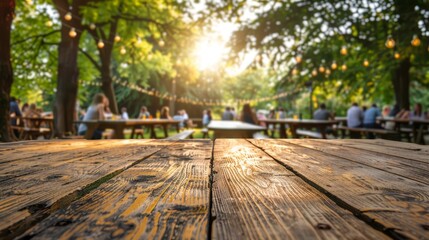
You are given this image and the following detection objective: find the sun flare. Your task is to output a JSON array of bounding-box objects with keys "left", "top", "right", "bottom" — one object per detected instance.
[{"left": 193, "top": 37, "right": 228, "bottom": 71}]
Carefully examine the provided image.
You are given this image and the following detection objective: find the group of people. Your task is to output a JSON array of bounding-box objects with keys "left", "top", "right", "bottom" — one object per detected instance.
[
  {"left": 77, "top": 93, "right": 201, "bottom": 139},
  {"left": 221, "top": 104, "right": 259, "bottom": 125},
  {"left": 9, "top": 97, "right": 49, "bottom": 138}
]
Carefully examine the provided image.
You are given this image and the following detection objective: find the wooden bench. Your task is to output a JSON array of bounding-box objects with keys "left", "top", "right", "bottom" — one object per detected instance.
[
  {"left": 296, "top": 129, "right": 325, "bottom": 139},
  {"left": 337, "top": 126, "right": 400, "bottom": 140},
  {"left": 165, "top": 130, "right": 194, "bottom": 140}
]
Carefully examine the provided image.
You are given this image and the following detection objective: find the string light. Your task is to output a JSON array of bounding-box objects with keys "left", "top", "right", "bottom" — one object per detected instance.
[
  {"left": 69, "top": 27, "right": 77, "bottom": 38},
  {"left": 385, "top": 36, "right": 395, "bottom": 49},
  {"left": 45, "top": 20, "right": 53, "bottom": 27},
  {"left": 120, "top": 46, "right": 126, "bottom": 55},
  {"left": 340, "top": 46, "right": 347, "bottom": 55},
  {"left": 97, "top": 40, "right": 105, "bottom": 49},
  {"left": 89, "top": 23, "right": 96, "bottom": 30},
  {"left": 114, "top": 35, "right": 121, "bottom": 42},
  {"left": 341, "top": 64, "right": 347, "bottom": 71},
  {"left": 331, "top": 61, "right": 338, "bottom": 70},
  {"left": 394, "top": 52, "right": 400, "bottom": 59},
  {"left": 319, "top": 65, "right": 325, "bottom": 73},
  {"left": 325, "top": 69, "right": 331, "bottom": 75},
  {"left": 64, "top": 12, "right": 72, "bottom": 21},
  {"left": 26, "top": 0, "right": 33, "bottom": 5},
  {"left": 158, "top": 39, "right": 165, "bottom": 47},
  {"left": 363, "top": 59, "right": 369, "bottom": 67},
  {"left": 295, "top": 54, "right": 302, "bottom": 63},
  {"left": 411, "top": 35, "right": 421, "bottom": 47},
  {"left": 292, "top": 68, "right": 299, "bottom": 76},
  {"left": 311, "top": 69, "right": 318, "bottom": 77}
]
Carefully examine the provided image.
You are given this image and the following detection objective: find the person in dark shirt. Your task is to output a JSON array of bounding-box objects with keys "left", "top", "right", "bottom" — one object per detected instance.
[
  {"left": 9, "top": 97, "right": 22, "bottom": 138},
  {"left": 313, "top": 103, "right": 333, "bottom": 120}
]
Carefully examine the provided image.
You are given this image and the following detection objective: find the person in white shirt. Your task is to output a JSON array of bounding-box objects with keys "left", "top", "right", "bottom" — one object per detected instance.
[
  {"left": 121, "top": 107, "right": 129, "bottom": 120},
  {"left": 347, "top": 103, "right": 363, "bottom": 138}
]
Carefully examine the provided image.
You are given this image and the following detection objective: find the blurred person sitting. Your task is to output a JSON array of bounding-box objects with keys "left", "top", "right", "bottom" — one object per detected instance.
[
  {"left": 121, "top": 107, "right": 129, "bottom": 120},
  {"left": 160, "top": 106, "right": 172, "bottom": 120},
  {"left": 202, "top": 109, "right": 212, "bottom": 127},
  {"left": 23, "top": 103, "right": 42, "bottom": 128},
  {"left": 138, "top": 106, "right": 150, "bottom": 119},
  {"left": 347, "top": 103, "right": 363, "bottom": 138},
  {"left": 222, "top": 107, "right": 234, "bottom": 120},
  {"left": 313, "top": 103, "right": 333, "bottom": 120},
  {"left": 78, "top": 93, "right": 107, "bottom": 139},
  {"left": 363, "top": 103, "right": 381, "bottom": 139},
  {"left": 240, "top": 103, "right": 258, "bottom": 125}
]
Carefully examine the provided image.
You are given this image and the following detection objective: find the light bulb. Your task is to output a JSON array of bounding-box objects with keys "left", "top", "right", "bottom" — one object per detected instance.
[
  {"left": 69, "top": 27, "right": 77, "bottom": 38},
  {"left": 325, "top": 69, "right": 331, "bottom": 75},
  {"left": 385, "top": 36, "right": 395, "bottom": 49},
  {"left": 340, "top": 46, "right": 347, "bottom": 55},
  {"left": 292, "top": 68, "right": 299, "bottom": 76},
  {"left": 114, "top": 35, "right": 121, "bottom": 42},
  {"left": 411, "top": 35, "right": 421, "bottom": 47},
  {"left": 341, "top": 64, "right": 347, "bottom": 71},
  {"left": 45, "top": 20, "right": 53, "bottom": 27},
  {"left": 331, "top": 62, "right": 338, "bottom": 70},
  {"left": 89, "top": 23, "right": 96, "bottom": 30},
  {"left": 363, "top": 59, "right": 369, "bottom": 67},
  {"left": 64, "top": 12, "right": 72, "bottom": 21},
  {"left": 311, "top": 69, "right": 318, "bottom": 77},
  {"left": 158, "top": 39, "right": 165, "bottom": 47},
  {"left": 97, "top": 40, "right": 105, "bottom": 49},
  {"left": 120, "top": 46, "right": 126, "bottom": 55},
  {"left": 319, "top": 66, "right": 325, "bottom": 73},
  {"left": 295, "top": 54, "right": 302, "bottom": 63},
  {"left": 394, "top": 52, "right": 400, "bottom": 59}
]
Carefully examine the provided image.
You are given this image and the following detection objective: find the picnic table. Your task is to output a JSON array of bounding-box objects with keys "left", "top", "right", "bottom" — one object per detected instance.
[
  {"left": 378, "top": 117, "right": 429, "bottom": 144},
  {"left": 260, "top": 119, "right": 339, "bottom": 138},
  {"left": 76, "top": 119, "right": 181, "bottom": 139},
  {"left": 1, "top": 139, "right": 428, "bottom": 239},
  {"left": 208, "top": 120, "right": 266, "bottom": 138},
  {"left": 10, "top": 116, "right": 54, "bottom": 140}
]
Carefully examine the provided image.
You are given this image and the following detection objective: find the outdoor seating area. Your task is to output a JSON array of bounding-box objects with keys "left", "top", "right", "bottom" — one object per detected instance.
[{"left": 2, "top": 1, "right": 429, "bottom": 239}]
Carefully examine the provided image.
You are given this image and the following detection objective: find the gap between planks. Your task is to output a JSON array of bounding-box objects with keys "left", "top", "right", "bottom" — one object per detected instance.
[{"left": 245, "top": 139, "right": 418, "bottom": 240}]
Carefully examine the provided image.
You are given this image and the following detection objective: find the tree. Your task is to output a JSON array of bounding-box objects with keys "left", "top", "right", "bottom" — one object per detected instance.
[
  {"left": 0, "top": 0, "right": 16, "bottom": 142},
  {"left": 230, "top": 0, "right": 429, "bottom": 110}
]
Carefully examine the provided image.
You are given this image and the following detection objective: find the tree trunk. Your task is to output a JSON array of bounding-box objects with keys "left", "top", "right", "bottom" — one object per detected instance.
[
  {"left": 0, "top": 0, "right": 15, "bottom": 142},
  {"left": 53, "top": 0, "right": 87, "bottom": 137},
  {"left": 392, "top": 57, "right": 411, "bottom": 110}
]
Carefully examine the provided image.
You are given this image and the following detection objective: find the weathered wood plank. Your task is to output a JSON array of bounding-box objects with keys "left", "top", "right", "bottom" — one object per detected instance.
[
  {"left": 348, "top": 139, "right": 429, "bottom": 153},
  {"left": 18, "top": 140, "right": 212, "bottom": 239},
  {"left": 0, "top": 140, "right": 109, "bottom": 164},
  {"left": 324, "top": 139, "right": 429, "bottom": 163},
  {"left": 250, "top": 139, "right": 429, "bottom": 239},
  {"left": 0, "top": 140, "right": 155, "bottom": 182},
  {"left": 212, "top": 139, "right": 388, "bottom": 240},
  {"left": 286, "top": 139, "right": 429, "bottom": 185},
  {"left": 0, "top": 140, "right": 170, "bottom": 237}
]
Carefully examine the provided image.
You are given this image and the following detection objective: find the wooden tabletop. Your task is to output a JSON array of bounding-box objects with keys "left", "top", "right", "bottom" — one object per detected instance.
[
  {"left": 1, "top": 139, "right": 428, "bottom": 239},
  {"left": 208, "top": 120, "right": 266, "bottom": 138}
]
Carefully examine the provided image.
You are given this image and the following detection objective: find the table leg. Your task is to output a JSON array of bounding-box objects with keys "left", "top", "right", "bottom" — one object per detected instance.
[
  {"left": 415, "top": 123, "right": 425, "bottom": 145},
  {"left": 290, "top": 124, "right": 298, "bottom": 138},
  {"left": 176, "top": 123, "right": 180, "bottom": 133},
  {"left": 320, "top": 127, "right": 327, "bottom": 139},
  {"left": 130, "top": 127, "right": 136, "bottom": 139},
  {"left": 84, "top": 123, "right": 99, "bottom": 140},
  {"left": 163, "top": 124, "right": 169, "bottom": 138},
  {"left": 280, "top": 123, "right": 287, "bottom": 138},
  {"left": 150, "top": 125, "right": 157, "bottom": 139},
  {"left": 112, "top": 126, "right": 125, "bottom": 139}
]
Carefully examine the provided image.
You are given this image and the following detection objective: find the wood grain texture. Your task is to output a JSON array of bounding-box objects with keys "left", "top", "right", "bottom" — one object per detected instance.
[
  {"left": 0, "top": 140, "right": 169, "bottom": 235},
  {"left": 347, "top": 139, "right": 429, "bottom": 153},
  {"left": 326, "top": 139, "right": 429, "bottom": 163},
  {"left": 250, "top": 139, "right": 429, "bottom": 239},
  {"left": 287, "top": 139, "right": 429, "bottom": 185},
  {"left": 19, "top": 140, "right": 212, "bottom": 239},
  {"left": 212, "top": 139, "right": 388, "bottom": 240}
]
